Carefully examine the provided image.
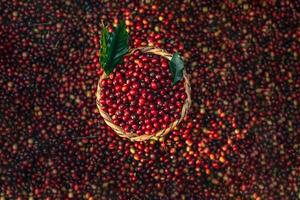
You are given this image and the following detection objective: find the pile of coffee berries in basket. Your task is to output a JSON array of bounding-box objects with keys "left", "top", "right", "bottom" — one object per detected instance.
[
  {"left": 100, "top": 50, "right": 187, "bottom": 135},
  {"left": 97, "top": 21, "right": 190, "bottom": 138}
]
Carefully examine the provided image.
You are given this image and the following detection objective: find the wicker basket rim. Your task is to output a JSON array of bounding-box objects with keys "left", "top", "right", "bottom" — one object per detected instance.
[{"left": 96, "top": 47, "right": 191, "bottom": 141}]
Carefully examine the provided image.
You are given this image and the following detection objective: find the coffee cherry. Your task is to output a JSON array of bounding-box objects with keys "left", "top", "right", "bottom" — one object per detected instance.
[{"left": 150, "top": 81, "right": 158, "bottom": 90}]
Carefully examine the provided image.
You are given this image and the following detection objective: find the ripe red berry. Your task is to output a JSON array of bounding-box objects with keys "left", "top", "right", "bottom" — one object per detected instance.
[{"left": 150, "top": 81, "right": 158, "bottom": 90}]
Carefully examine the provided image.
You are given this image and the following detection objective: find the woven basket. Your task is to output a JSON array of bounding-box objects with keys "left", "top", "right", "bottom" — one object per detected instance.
[{"left": 96, "top": 47, "right": 191, "bottom": 141}]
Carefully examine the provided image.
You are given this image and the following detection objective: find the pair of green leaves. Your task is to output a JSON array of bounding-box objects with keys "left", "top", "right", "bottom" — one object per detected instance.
[
  {"left": 99, "top": 21, "right": 184, "bottom": 85},
  {"left": 100, "top": 21, "right": 129, "bottom": 75}
]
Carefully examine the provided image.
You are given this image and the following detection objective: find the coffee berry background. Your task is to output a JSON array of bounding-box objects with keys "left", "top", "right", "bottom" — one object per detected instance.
[{"left": 0, "top": 0, "right": 299, "bottom": 199}]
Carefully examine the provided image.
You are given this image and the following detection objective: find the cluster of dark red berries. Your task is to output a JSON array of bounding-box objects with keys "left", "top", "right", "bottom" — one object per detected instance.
[
  {"left": 0, "top": 0, "right": 299, "bottom": 199},
  {"left": 100, "top": 50, "right": 186, "bottom": 135}
]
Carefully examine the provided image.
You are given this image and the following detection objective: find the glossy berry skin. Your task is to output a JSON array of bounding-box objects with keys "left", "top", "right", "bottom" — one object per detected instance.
[{"left": 100, "top": 51, "right": 186, "bottom": 135}]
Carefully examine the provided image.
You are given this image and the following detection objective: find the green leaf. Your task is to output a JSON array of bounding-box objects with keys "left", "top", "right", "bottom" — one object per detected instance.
[
  {"left": 169, "top": 52, "right": 184, "bottom": 85},
  {"left": 99, "top": 21, "right": 129, "bottom": 75}
]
